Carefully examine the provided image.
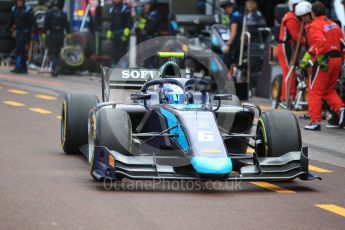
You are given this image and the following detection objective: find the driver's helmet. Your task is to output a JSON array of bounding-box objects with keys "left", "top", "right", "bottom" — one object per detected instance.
[{"left": 160, "top": 84, "right": 185, "bottom": 104}]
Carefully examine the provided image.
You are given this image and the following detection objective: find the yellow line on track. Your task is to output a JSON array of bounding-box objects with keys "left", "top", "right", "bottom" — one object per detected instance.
[
  {"left": 316, "top": 204, "right": 345, "bottom": 218},
  {"left": 29, "top": 108, "right": 52, "bottom": 114},
  {"left": 3, "top": 100, "right": 25, "bottom": 107},
  {"left": 35, "top": 94, "right": 57, "bottom": 100},
  {"left": 309, "top": 165, "right": 332, "bottom": 173},
  {"left": 0, "top": 73, "right": 63, "bottom": 87},
  {"left": 250, "top": 182, "right": 295, "bottom": 194},
  {"left": 8, "top": 89, "right": 28, "bottom": 95}
]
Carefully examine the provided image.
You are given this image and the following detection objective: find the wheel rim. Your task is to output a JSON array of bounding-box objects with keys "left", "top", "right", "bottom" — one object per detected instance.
[
  {"left": 61, "top": 100, "right": 67, "bottom": 147},
  {"left": 256, "top": 118, "right": 268, "bottom": 157},
  {"left": 88, "top": 112, "right": 96, "bottom": 165}
]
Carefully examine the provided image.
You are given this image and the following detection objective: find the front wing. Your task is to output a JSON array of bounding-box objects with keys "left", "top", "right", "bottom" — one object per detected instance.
[{"left": 90, "top": 146, "right": 320, "bottom": 182}]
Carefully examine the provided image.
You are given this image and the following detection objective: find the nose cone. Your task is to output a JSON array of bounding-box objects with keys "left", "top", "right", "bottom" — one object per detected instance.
[{"left": 191, "top": 157, "right": 233, "bottom": 175}]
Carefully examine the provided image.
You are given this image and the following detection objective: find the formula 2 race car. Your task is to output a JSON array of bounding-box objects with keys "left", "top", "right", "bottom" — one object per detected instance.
[{"left": 61, "top": 52, "right": 320, "bottom": 182}]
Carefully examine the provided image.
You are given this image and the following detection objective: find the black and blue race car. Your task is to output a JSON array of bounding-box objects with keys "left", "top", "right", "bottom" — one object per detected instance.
[{"left": 61, "top": 52, "right": 320, "bottom": 182}]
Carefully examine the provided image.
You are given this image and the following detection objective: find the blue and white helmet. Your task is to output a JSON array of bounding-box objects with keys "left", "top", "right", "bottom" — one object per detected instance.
[{"left": 161, "top": 84, "right": 185, "bottom": 104}]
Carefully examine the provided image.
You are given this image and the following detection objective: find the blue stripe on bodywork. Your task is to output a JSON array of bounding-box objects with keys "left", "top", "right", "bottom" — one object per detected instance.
[
  {"left": 170, "top": 104, "right": 203, "bottom": 109},
  {"left": 191, "top": 157, "right": 232, "bottom": 174},
  {"left": 160, "top": 108, "right": 189, "bottom": 152}
]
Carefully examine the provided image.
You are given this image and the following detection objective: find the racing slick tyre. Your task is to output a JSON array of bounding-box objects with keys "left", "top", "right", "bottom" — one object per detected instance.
[
  {"left": 61, "top": 94, "right": 99, "bottom": 154},
  {"left": 33, "top": 5, "right": 48, "bottom": 29},
  {"left": 0, "top": 39, "right": 15, "bottom": 53},
  {"left": 68, "top": 32, "right": 95, "bottom": 58},
  {"left": 256, "top": 110, "right": 301, "bottom": 157},
  {"left": 60, "top": 46, "right": 85, "bottom": 70},
  {"left": 0, "top": 12, "right": 11, "bottom": 25},
  {"left": 0, "top": 1, "right": 12, "bottom": 12},
  {"left": 271, "top": 74, "right": 282, "bottom": 109},
  {"left": 90, "top": 108, "right": 132, "bottom": 157},
  {"left": 0, "top": 26, "right": 11, "bottom": 39}
]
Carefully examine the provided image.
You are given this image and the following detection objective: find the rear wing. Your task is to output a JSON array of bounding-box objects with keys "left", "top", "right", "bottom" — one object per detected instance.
[{"left": 101, "top": 66, "right": 192, "bottom": 102}]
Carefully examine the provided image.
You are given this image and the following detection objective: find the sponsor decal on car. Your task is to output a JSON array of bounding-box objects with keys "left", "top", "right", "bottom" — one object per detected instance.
[{"left": 121, "top": 70, "right": 158, "bottom": 79}]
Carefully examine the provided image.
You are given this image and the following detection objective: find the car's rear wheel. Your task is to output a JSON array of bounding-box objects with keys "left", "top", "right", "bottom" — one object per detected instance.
[
  {"left": 256, "top": 110, "right": 301, "bottom": 157},
  {"left": 61, "top": 94, "right": 98, "bottom": 154}
]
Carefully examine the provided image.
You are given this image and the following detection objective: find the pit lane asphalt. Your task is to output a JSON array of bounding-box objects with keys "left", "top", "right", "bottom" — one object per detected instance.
[{"left": 0, "top": 71, "right": 345, "bottom": 230}]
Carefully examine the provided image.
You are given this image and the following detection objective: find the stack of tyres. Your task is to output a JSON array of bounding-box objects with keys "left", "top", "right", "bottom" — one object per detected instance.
[
  {"left": 29, "top": 5, "right": 48, "bottom": 66},
  {"left": 59, "top": 3, "right": 114, "bottom": 74},
  {"left": 59, "top": 45, "right": 85, "bottom": 74},
  {"left": 0, "top": 1, "right": 15, "bottom": 56},
  {"left": 67, "top": 32, "right": 95, "bottom": 58},
  {"left": 61, "top": 32, "right": 95, "bottom": 73}
]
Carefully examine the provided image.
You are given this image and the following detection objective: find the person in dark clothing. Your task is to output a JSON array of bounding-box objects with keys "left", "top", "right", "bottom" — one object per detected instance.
[
  {"left": 219, "top": 0, "right": 243, "bottom": 68},
  {"left": 245, "top": 0, "right": 266, "bottom": 28},
  {"left": 94, "top": 0, "right": 102, "bottom": 55},
  {"left": 44, "top": 0, "right": 69, "bottom": 77},
  {"left": 106, "top": 0, "right": 132, "bottom": 66},
  {"left": 94, "top": 0, "right": 103, "bottom": 32},
  {"left": 138, "top": 0, "right": 161, "bottom": 41},
  {"left": 196, "top": 0, "right": 206, "bottom": 14},
  {"left": 7, "top": 0, "right": 37, "bottom": 74}
]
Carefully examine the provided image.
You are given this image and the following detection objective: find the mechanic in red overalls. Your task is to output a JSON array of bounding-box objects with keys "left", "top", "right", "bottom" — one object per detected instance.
[
  {"left": 276, "top": 0, "right": 305, "bottom": 103},
  {"left": 296, "top": 1, "right": 345, "bottom": 130}
]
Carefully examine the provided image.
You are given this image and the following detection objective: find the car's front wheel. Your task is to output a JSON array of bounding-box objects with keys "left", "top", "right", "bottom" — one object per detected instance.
[
  {"left": 89, "top": 107, "right": 132, "bottom": 160},
  {"left": 256, "top": 110, "right": 301, "bottom": 157},
  {"left": 61, "top": 94, "right": 98, "bottom": 154}
]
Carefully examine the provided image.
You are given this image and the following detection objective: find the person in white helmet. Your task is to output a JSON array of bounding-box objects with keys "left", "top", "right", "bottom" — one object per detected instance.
[
  {"left": 296, "top": 1, "right": 345, "bottom": 130},
  {"left": 276, "top": 0, "right": 306, "bottom": 104}
]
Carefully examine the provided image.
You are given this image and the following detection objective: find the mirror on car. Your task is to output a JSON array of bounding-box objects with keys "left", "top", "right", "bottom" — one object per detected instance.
[
  {"left": 214, "top": 94, "right": 232, "bottom": 101},
  {"left": 130, "top": 93, "right": 151, "bottom": 101}
]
